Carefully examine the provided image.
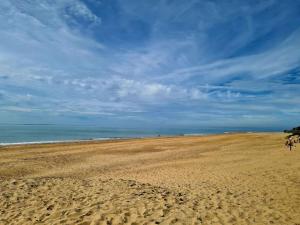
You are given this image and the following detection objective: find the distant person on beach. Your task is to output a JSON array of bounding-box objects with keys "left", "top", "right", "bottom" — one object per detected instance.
[{"left": 285, "top": 137, "right": 294, "bottom": 151}]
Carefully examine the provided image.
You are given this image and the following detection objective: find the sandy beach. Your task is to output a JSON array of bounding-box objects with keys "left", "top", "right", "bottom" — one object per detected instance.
[{"left": 0, "top": 133, "right": 299, "bottom": 225}]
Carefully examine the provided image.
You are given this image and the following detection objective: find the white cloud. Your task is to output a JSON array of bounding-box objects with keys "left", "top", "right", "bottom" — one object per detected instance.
[
  {"left": 0, "top": 0, "right": 299, "bottom": 127},
  {"left": 156, "top": 29, "right": 300, "bottom": 85},
  {"left": 63, "top": 0, "right": 101, "bottom": 25}
]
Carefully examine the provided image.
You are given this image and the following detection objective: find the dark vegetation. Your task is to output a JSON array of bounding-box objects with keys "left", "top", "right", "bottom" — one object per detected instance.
[{"left": 284, "top": 126, "right": 300, "bottom": 137}]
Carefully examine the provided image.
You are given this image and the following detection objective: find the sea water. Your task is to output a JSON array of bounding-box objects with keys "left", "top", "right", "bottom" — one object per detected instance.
[
  {"left": 0, "top": 124, "right": 276, "bottom": 145},
  {"left": 0, "top": 124, "right": 152, "bottom": 145},
  {"left": 0, "top": 124, "right": 205, "bottom": 145}
]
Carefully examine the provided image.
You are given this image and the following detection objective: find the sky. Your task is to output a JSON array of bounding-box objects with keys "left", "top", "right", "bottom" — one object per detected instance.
[{"left": 0, "top": 0, "right": 300, "bottom": 130}]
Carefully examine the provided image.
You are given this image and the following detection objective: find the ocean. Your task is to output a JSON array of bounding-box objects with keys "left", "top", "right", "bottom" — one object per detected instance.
[
  {"left": 0, "top": 124, "right": 277, "bottom": 145},
  {"left": 0, "top": 124, "right": 203, "bottom": 145}
]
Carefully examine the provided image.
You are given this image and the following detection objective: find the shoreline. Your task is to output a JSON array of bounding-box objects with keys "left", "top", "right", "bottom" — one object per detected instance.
[
  {"left": 0, "top": 133, "right": 208, "bottom": 147},
  {"left": 0, "top": 131, "right": 280, "bottom": 147}
]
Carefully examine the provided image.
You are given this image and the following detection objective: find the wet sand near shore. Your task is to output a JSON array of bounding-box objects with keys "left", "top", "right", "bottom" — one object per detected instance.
[{"left": 0, "top": 133, "right": 299, "bottom": 225}]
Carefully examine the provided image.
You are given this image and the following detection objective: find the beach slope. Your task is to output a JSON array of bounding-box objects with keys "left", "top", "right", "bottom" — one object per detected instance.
[{"left": 0, "top": 133, "right": 299, "bottom": 225}]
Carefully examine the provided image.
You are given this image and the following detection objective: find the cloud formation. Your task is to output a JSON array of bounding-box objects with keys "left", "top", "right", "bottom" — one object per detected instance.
[{"left": 0, "top": 0, "right": 300, "bottom": 129}]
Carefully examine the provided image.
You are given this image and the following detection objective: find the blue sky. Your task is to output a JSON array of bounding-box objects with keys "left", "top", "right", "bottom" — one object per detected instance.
[{"left": 0, "top": 0, "right": 300, "bottom": 129}]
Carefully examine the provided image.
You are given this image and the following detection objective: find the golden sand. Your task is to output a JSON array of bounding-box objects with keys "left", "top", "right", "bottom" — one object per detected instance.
[{"left": 0, "top": 133, "right": 299, "bottom": 225}]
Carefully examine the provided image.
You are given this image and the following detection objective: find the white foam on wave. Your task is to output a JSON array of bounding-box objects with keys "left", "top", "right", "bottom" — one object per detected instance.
[
  {"left": 183, "top": 133, "right": 206, "bottom": 136},
  {"left": 0, "top": 138, "right": 117, "bottom": 146},
  {"left": 0, "top": 134, "right": 212, "bottom": 146}
]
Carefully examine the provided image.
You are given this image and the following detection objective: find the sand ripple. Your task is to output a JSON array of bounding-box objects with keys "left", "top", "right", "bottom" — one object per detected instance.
[{"left": 0, "top": 133, "right": 299, "bottom": 224}]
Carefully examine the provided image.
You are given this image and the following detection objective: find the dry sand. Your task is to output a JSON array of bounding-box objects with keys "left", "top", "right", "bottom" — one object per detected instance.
[{"left": 0, "top": 133, "right": 299, "bottom": 225}]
